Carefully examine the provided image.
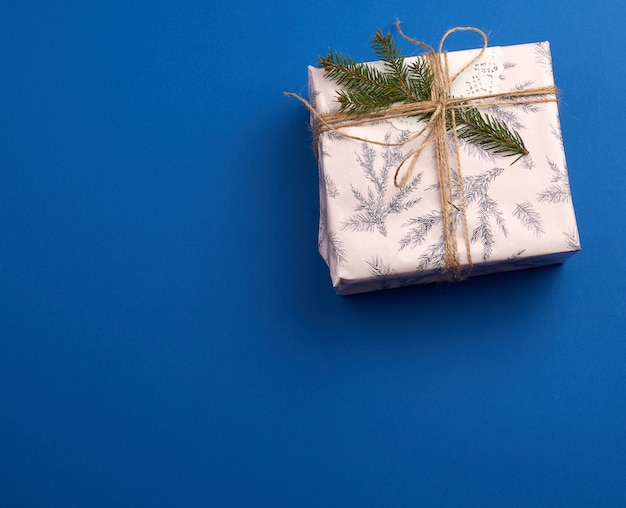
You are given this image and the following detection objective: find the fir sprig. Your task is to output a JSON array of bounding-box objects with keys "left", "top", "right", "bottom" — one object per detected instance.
[
  {"left": 319, "top": 30, "right": 528, "bottom": 160},
  {"left": 454, "top": 108, "right": 528, "bottom": 161}
]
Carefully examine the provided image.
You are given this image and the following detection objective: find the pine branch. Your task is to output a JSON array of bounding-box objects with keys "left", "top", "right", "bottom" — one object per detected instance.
[
  {"left": 487, "top": 106, "right": 524, "bottom": 131},
  {"left": 320, "top": 34, "right": 412, "bottom": 115},
  {"left": 319, "top": 51, "right": 394, "bottom": 99},
  {"left": 336, "top": 89, "right": 403, "bottom": 115},
  {"left": 319, "top": 30, "right": 530, "bottom": 161},
  {"left": 319, "top": 47, "right": 404, "bottom": 115},
  {"left": 371, "top": 29, "right": 408, "bottom": 85},
  {"left": 454, "top": 108, "right": 528, "bottom": 161},
  {"left": 407, "top": 59, "right": 433, "bottom": 103}
]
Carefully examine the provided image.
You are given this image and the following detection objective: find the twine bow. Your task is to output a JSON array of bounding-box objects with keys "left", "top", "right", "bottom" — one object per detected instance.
[{"left": 285, "top": 23, "right": 558, "bottom": 278}]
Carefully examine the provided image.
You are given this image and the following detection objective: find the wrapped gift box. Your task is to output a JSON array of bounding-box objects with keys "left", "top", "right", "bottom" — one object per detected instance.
[{"left": 307, "top": 40, "right": 580, "bottom": 294}]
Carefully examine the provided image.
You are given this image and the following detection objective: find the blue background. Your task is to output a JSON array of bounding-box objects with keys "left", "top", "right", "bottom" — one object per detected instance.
[{"left": 1, "top": 0, "right": 624, "bottom": 506}]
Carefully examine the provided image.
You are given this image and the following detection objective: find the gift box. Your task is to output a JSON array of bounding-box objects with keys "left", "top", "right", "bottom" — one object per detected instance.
[{"left": 305, "top": 30, "right": 580, "bottom": 294}]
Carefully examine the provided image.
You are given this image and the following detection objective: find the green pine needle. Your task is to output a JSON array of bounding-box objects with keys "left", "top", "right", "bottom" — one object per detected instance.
[
  {"left": 406, "top": 59, "right": 433, "bottom": 103},
  {"left": 371, "top": 29, "right": 409, "bottom": 88},
  {"left": 318, "top": 30, "right": 528, "bottom": 160},
  {"left": 454, "top": 108, "right": 528, "bottom": 159}
]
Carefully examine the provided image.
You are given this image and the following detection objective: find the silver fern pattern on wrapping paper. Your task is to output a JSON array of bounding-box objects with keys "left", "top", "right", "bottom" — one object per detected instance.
[
  {"left": 499, "top": 61, "right": 516, "bottom": 81},
  {"left": 366, "top": 256, "right": 394, "bottom": 277},
  {"left": 327, "top": 232, "right": 347, "bottom": 265},
  {"left": 521, "top": 155, "right": 536, "bottom": 171},
  {"left": 537, "top": 122, "right": 572, "bottom": 203},
  {"left": 319, "top": 131, "right": 343, "bottom": 158},
  {"left": 551, "top": 122, "right": 564, "bottom": 151},
  {"left": 464, "top": 167, "right": 509, "bottom": 260},
  {"left": 317, "top": 167, "right": 327, "bottom": 255},
  {"left": 341, "top": 131, "right": 423, "bottom": 237},
  {"left": 319, "top": 208, "right": 347, "bottom": 266},
  {"left": 452, "top": 131, "right": 496, "bottom": 162},
  {"left": 535, "top": 42, "right": 552, "bottom": 70},
  {"left": 508, "top": 248, "right": 526, "bottom": 260},
  {"left": 318, "top": 179, "right": 347, "bottom": 266},
  {"left": 324, "top": 174, "right": 339, "bottom": 198},
  {"left": 487, "top": 81, "right": 541, "bottom": 130},
  {"left": 399, "top": 166, "right": 508, "bottom": 268},
  {"left": 366, "top": 256, "right": 395, "bottom": 290},
  {"left": 513, "top": 81, "right": 543, "bottom": 114},
  {"left": 324, "top": 130, "right": 344, "bottom": 141},
  {"left": 308, "top": 90, "right": 320, "bottom": 110},
  {"left": 487, "top": 104, "right": 525, "bottom": 132},
  {"left": 318, "top": 207, "right": 325, "bottom": 252},
  {"left": 513, "top": 201, "right": 545, "bottom": 236},
  {"left": 563, "top": 228, "right": 581, "bottom": 251},
  {"left": 538, "top": 157, "right": 572, "bottom": 203},
  {"left": 398, "top": 211, "right": 443, "bottom": 250}
]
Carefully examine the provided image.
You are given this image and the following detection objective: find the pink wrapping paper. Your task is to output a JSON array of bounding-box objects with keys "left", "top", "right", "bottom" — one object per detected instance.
[{"left": 308, "top": 41, "right": 580, "bottom": 294}]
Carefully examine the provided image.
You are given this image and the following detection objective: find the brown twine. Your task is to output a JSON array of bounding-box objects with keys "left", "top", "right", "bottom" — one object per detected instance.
[{"left": 285, "top": 23, "right": 558, "bottom": 278}]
